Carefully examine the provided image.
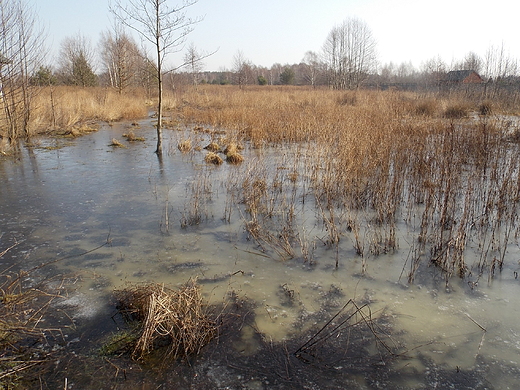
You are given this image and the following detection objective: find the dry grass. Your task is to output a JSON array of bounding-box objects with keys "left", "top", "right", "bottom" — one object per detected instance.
[
  {"left": 109, "top": 138, "right": 126, "bottom": 148},
  {"left": 0, "top": 260, "right": 65, "bottom": 384},
  {"left": 204, "top": 151, "right": 223, "bottom": 165},
  {"left": 177, "top": 138, "right": 192, "bottom": 153},
  {"left": 204, "top": 141, "right": 220, "bottom": 152},
  {"left": 25, "top": 86, "right": 150, "bottom": 135},
  {"left": 114, "top": 280, "right": 217, "bottom": 361},
  {"left": 171, "top": 85, "right": 520, "bottom": 282},
  {"left": 123, "top": 130, "right": 145, "bottom": 142},
  {"left": 226, "top": 150, "right": 244, "bottom": 164}
]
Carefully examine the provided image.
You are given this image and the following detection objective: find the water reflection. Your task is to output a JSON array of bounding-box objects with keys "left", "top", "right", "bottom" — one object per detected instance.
[{"left": 1, "top": 120, "right": 520, "bottom": 388}]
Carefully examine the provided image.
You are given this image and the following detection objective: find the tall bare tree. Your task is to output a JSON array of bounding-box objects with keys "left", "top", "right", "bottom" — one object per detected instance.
[
  {"left": 0, "top": 0, "right": 45, "bottom": 141},
  {"left": 232, "top": 50, "right": 253, "bottom": 87},
  {"left": 100, "top": 26, "right": 143, "bottom": 93},
  {"left": 110, "top": 0, "right": 201, "bottom": 155},
  {"left": 302, "top": 51, "right": 321, "bottom": 88},
  {"left": 58, "top": 34, "right": 97, "bottom": 87},
  {"left": 322, "top": 17, "right": 377, "bottom": 90},
  {"left": 183, "top": 42, "right": 204, "bottom": 86}
]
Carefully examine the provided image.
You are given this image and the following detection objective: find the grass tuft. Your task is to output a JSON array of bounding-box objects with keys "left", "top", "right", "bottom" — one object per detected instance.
[
  {"left": 114, "top": 280, "right": 217, "bottom": 361},
  {"left": 204, "top": 152, "right": 223, "bottom": 165},
  {"left": 177, "top": 139, "right": 192, "bottom": 153}
]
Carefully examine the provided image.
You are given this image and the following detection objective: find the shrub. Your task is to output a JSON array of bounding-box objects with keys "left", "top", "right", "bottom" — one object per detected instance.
[
  {"left": 443, "top": 103, "right": 470, "bottom": 119},
  {"left": 478, "top": 101, "right": 493, "bottom": 116}
]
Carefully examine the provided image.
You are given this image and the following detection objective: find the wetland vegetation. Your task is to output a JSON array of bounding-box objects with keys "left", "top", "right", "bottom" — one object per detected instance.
[{"left": 2, "top": 85, "right": 520, "bottom": 388}]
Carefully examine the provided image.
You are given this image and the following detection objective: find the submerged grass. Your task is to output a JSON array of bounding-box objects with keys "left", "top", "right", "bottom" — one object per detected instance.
[{"left": 170, "top": 85, "right": 520, "bottom": 284}]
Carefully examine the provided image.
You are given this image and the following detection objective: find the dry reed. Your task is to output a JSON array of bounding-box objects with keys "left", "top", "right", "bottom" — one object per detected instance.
[
  {"left": 171, "top": 85, "right": 520, "bottom": 282},
  {"left": 177, "top": 139, "right": 192, "bottom": 153},
  {"left": 114, "top": 280, "right": 217, "bottom": 361},
  {"left": 204, "top": 151, "right": 223, "bottom": 165},
  {"left": 109, "top": 138, "right": 125, "bottom": 148},
  {"left": 27, "top": 86, "right": 149, "bottom": 134},
  {"left": 123, "top": 130, "right": 145, "bottom": 142}
]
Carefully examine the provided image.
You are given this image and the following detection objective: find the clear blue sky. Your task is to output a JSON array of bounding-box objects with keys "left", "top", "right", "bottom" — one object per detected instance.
[{"left": 35, "top": 0, "right": 519, "bottom": 72}]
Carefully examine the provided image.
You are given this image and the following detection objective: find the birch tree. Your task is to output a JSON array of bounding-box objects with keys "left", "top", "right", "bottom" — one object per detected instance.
[
  {"left": 0, "top": 0, "right": 45, "bottom": 140},
  {"left": 110, "top": 0, "right": 201, "bottom": 155},
  {"left": 322, "top": 18, "right": 377, "bottom": 90}
]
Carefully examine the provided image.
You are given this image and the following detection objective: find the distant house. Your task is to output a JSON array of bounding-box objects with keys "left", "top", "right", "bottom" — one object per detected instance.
[{"left": 445, "top": 70, "right": 483, "bottom": 84}]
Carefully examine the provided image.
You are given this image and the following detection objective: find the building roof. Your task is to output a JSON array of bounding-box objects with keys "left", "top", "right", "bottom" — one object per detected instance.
[{"left": 445, "top": 70, "right": 480, "bottom": 82}]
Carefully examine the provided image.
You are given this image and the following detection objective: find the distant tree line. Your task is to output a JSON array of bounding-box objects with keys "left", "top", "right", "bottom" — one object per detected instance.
[
  {"left": 3, "top": 0, "right": 520, "bottom": 143},
  {"left": 23, "top": 15, "right": 520, "bottom": 94}
]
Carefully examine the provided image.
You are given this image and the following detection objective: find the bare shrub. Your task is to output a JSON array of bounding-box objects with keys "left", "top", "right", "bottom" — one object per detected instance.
[
  {"left": 478, "top": 100, "right": 493, "bottom": 116},
  {"left": 414, "top": 99, "right": 438, "bottom": 117},
  {"left": 443, "top": 103, "right": 470, "bottom": 119}
]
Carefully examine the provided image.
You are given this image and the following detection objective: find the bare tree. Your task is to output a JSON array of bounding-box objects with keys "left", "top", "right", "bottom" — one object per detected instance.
[
  {"left": 483, "top": 44, "right": 518, "bottom": 99},
  {"left": 100, "top": 25, "right": 143, "bottom": 93},
  {"left": 58, "top": 34, "right": 97, "bottom": 87},
  {"left": 461, "top": 52, "right": 483, "bottom": 73},
  {"left": 322, "top": 17, "right": 377, "bottom": 90},
  {"left": 232, "top": 50, "right": 253, "bottom": 87},
  {"left": 110, "top": 0, "right": 201, "bottom": 155},
  {"left": 421, "top": 55, "right": 447, "bottom": 90},
  {"left": 183, "top": 42, "right": 204, "bottom": 86},
  {"left": 0, "top": 0, "right": 45, "bottom": 141},
  {"left": 302, "top": 51, "right": 321, "bottom": 88}
]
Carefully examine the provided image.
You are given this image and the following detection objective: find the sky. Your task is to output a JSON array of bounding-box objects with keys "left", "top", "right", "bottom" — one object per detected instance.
[{"left": 34, "top": 0, "right": 520, "bottom": 72}]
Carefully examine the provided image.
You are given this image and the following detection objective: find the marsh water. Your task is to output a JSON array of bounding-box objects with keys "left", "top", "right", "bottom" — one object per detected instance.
[{"left": 1, "top": 119, "right": 520, "bottom": 389}]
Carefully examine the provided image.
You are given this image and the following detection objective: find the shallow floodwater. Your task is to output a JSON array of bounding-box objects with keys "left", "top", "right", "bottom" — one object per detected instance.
[{"left": 1, "top": 120, "right": 520, "bottom": 389}]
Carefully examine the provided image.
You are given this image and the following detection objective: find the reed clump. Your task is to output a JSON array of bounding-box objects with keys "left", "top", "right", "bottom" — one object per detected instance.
[
  {"left": 204, "top": 151, "right": 223, "bottom": 165},
  {"left": 204, "top": 141, "right": 220, "bottom": 152},
  {"left": 443, "top": 102, "right": 471, "bottom": 119},
  {"left": 226, "top": 150, "right": 244, "bottom": 164},
  {"left": 109, "top": 138, "right": 126, "bottom": 148},
  {"left": 123, "top": 130, "right": 145, "bottom": 142},
  {"left": 177, "top": 139, "right": 192, "bottom": 153},
  {"left": 114, "top": 280, "right": 217, "bottom": 361}
]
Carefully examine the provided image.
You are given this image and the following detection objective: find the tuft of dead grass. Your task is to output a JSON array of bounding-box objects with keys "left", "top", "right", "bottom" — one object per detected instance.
[
  {"left": 114, "top": 280, "right": 217, "bottom": 361},
  {"left": 177, "top": 139, "right": 192, "bottom": 153},
  {"left": 123, "top": 130, "right": 145, "bottom": 142},
  {"left": 204, "top": 152, "right": 223, "bottom": 165},
  {"left": 204, "top": 142, "right": 220, "bottom": 152},
  {"left": 443, "top": 102, "right": 470, "bottom": 119},
  {"left": 109, "top": 138, "right": 126, "bottom": 148},
  {"left": 226, "top": 150, "right": 244, "bottom": 164}
]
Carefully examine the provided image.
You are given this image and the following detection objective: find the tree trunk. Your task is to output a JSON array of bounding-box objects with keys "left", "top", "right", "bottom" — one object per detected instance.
[{"left": 155, "top": 1, "right": 163, "bottom": 155}]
